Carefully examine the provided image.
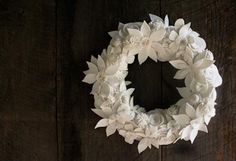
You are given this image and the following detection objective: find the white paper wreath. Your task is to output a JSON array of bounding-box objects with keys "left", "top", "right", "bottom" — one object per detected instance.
[{"left": 82, "top": 14, "right": 222, "bottom": 153}]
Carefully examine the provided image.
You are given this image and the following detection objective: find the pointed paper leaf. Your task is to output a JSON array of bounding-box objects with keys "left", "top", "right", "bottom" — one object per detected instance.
[
  {"left": 172, "top": 114, "right": 190, "bottom": 125},
  {"left": 138, "top": 138, "right": 149, "bottom": 153},
  {"left": 95, "top": 119, "right": 108, "bottom": 128},
  {"left": 91, "top": 108, "right": 107, "bottom": 118},
  {"left": 169, "top": 60, "right": 188, "bottom": 69},
  {"left": 150, "top": 28, "right": 166, "bottom": 41},
  {"left": 164, "top": 15, "right": 169, "bottom": 28},
  {"left": 149, "top": 13, "right": 163, "bottom": 22},
  {"left": 177, "top": 87, "right": 191, "bottom": 98},
  {"left": 105, "top": 63, "right": 119, "bottom": 75},
  {"left": 82, "top": 74, "right": 97, "bottom": 84},
  {"left": 169, "top": 30, "right": 178, "bottom": 41},
  {"left": 179, "top": 22, "right": 191, "bottom": 37},
  {"left": 97, "top": 55, "right": 105, "bottom": 71},
  {"left": 174, "top": 69, "right": 189, "bottom": 79},
  {"left": 86, "top": 62, "right": 98, "bottom": 74},
  {"left": 147, "top": 48, "right": 158, "bottom": 62},
  {"left": 185, "top": 103, "right": 196, "bottom": 118},
  {"left": 175, "top": 18, "right": 185, "bottom": 30},
  {"left": 190, "top": 129, "right": 198, "bottom": 143},
  {"left": 108, "top": 31, "right": 118, "bottom": 38},
  {"left": 180, "top": 125, "right": 192, "bottom": 139},
  {"left": 141, "top": 21, "right": 151, "bottom": 36},
  {"left": 138, "top": 51, "right": 148, "bottom": 64},
  {"left": 106, "top": 124, "right": 117, "bottom": 137},
  {"left": 198, "top": 124, "right": 208, "bottom": 133},
  {"left": 127, "top": 28, "right": 142, "bottom": 37}
]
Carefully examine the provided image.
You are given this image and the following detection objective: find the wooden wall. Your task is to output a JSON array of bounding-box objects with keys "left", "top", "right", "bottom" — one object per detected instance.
[{"left": 0, "top": 0, "right": 236, "bottom": 160}]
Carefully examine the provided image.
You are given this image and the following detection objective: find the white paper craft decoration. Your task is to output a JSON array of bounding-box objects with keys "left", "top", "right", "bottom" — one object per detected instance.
[{"left": 82, "top": 14, "right": 222, "bottom": 153}]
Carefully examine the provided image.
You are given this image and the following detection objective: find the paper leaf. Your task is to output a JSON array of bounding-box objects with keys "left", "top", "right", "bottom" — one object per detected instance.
[
  {"left": 97, "top": 55, "right": 105, "bottom": 71},
  {"left": 169, "top": 60, "right": 188, "bottom": 69},
  {"left": 105, "top": 63, "right": 119, "bottom": 75},
  {"left": 82, "top": 74, "right": 97, "bottom": 84},
  {"left": 127, "top": 55, "right": 135, "bottom": 64},
  {"left": 141, "top": 21, "right": 151, "bottom": 36},
  {"left": 91, "top": 108, "right": 107, "bottom": 118},
  {"left": 174, "top": 69, "right": 189, "bottom": 79},
  {"left": 91, "top": 55, "right": 97, "bottom": 64},
  {"left": 180, "top": 126, "right": 192, "bottom": 139},
  {"left": 169, "top": 30, "right": 178, "bottom": 41},
  {"left": 86, "top": 62, "right": 98, "bottom": 74},
  {"left": 190, "top": 129, "right": 198, "bottom": 143},
  {"left": 164, "top": 15, "right": 169, "bottom": 28},
  {"left": 179, "top": 22, "right": 191, "bottom": 37},
  {"left": 150, "top": 28, "right": 166, "bottom": 42},
  {"left": 138, "top": 52, "right": 148, "bottom": 64},
  {"left": 174, "top": 18, "right": 185, "bottom": 30},
  {"left": 152, "top": 43, "right": 166, "bottom": 61},
  {"left": 185, "top": 103, "right": 196, "bottom": 119},
  {"left": 198, "top": 124, "right": 208, "bottom": 133},
  {"left": 138, "top": 138, "right": 149, "bottom": 153},
  {"left": 172, "top": 114, "right": 190, "bottom": 125},
  {"left": 108, "top": 31, "right": 118, "bottom": 37},
  {"left": 95, "top": 119, "right": 108, "bottom": 128},
  {"left": 147, "top": 48, "right": 158, "bottom": 62},
  {"left": 177, "top": 87, "right": 191, "bottom": 98},
  {"left": 125, "top": 135, "right": 135, "bottom": 144},
  {"left": 106, "top": 124, "right": 117, "bottom": 137},
  {"left": 149, "top": 13, "right": 163, "bottom": 22},
  {"left": 127, "top": 28, "right": 142, "bottom": 37}
]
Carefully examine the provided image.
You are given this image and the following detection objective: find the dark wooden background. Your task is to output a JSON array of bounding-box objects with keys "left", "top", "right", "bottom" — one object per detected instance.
[{"left": 0, "top": 0, "right": 236, "bottom": 161}]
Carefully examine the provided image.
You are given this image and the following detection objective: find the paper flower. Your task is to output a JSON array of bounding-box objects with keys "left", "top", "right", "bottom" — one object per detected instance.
[{"left": 82, "top": 14, "right": 222, "bottom": 153}]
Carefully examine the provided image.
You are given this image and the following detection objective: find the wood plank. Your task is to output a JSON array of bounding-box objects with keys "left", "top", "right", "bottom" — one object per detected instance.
[
  {"left": 0, "top": 1, "right": 57, "bottom": 161},
  {"left": 160, "top": 0, "right": 236, "bottom": 160},
  {"left": 57, "top": 0, "right": 164, "bottom": 160}
]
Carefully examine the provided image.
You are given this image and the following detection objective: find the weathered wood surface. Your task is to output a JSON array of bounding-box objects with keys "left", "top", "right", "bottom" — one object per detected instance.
[
  {"left": 0, "top": 0, "right": 57, "bottom": 161},
  {"left": 1, "top": 0, "right": 236, "bottom": 161}
]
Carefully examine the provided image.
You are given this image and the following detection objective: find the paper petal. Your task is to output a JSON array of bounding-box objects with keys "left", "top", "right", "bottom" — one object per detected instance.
[
  {"left": 147, "top": 47, "right": 158, "bottom": 62},
  {"left": 108, "top": 31, "right": 118, "bottom": 37},
  {"left": 82, "top": 74, "right": 97, "bottom": 84},
  {"left": 149, "top": 13, "right": 163, "bottom": 22},
  {"left": 164, "top": 15, "right": 169, "bottom": 28},
  {"left": 86, "top": 62, "right": 98, "bottom": 74},
  {"left": 105, "top": 64, "right": 119, "bottom": 75},
  {"left": 97, "top": 55, "right": 105, "bottom": 71},
  {"left": 185, "top": 103, "right": 196, "bottom": 119},
  {"left": 174, "top": 18, "right": 185, "bottom": 30},
  {"left": 180, "top": 125, "right": 192, "bottom": 139},
  {"left": 172, "top": 114, "right": 190, "bottom": 125},
  {"left": 106, "top": 124, "right": 117, "bottom": 136},
  {"left": 177, "top": 87, "right": 191, "bottom": 98},
  {"left": 190, "top": 129, "right": 198, "bottom": 143},
  {"left": 95, "top": 119, "right": 109, "bottom": 128},
  {"left": 174, "top": 69, "right": 189, "bottom": 79},
  {"left": 169, "top": 60, "right": 188, "bottom": 69},
  {"left": 138, "top": 50, "right": 148, "bottom": 64},
  {"left": 91, "top": 108, "right": 107, "bottom": 118},
  {"left": 169, "top": 30, "right": 178, "bottom": 41},
  {"left": 152, "top": 43, "right": 166, "bottom": 61},
  {"left": 150, "top": 28, "right": 166, "bottom": 42},
  {"left": 141, "top": 21, "right": 151, "bottom": 36},
  {"left": 127, "top": 28, "right": 142, "bottom": 37},
  {"left": 198, "top": 124, "right": 208, "bottom": 133},
  {"left": 179, "top": 22, "right": 191, "bottom": 37},
  {"left": 138, "top": 138, "right": 149, "bottom": 153}
]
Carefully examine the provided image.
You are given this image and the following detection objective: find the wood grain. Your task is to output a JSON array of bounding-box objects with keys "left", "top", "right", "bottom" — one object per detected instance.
[
  {"left": 0, "top": 0, "right": 57, "bottom": 161},
  {"left": 161, "top": 0, "right": 236, "bottom": 161},
  {"left": 1, "top": 0, "right": 236, "bottom": 160},
  {"left": 56, "top": 0, "right": 164, "bottom": 161}
]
